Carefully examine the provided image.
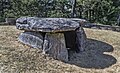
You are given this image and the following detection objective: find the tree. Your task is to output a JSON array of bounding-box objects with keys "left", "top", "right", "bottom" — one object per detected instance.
[
  {"left": 0, "top": 0, "right": 11, "bottom": 22},
  {"left": 0, "top": 0, "right": 119, "bottom": 26},
  {"left": 70, "top": 0, "right": 76, "bottom": 17}
]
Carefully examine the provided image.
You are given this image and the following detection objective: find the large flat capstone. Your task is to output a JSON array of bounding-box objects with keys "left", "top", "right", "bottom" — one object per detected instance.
[{"left": 16, "top": 17, "right": 80, "bottom": 32}]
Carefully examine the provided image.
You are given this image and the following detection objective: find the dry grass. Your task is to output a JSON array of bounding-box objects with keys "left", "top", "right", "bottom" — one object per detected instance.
[{"left": 0, "top": 26, "right": 120, "bottom": 73}]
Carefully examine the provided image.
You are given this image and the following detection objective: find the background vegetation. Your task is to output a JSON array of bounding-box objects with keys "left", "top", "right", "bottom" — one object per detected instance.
[{"left": 0, "top": 0, "right": 120, "bottom": 26}]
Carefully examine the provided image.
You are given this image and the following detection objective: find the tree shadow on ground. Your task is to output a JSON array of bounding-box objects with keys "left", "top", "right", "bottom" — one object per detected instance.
[{"left": 68, "top": 38, "right": 117, "bottom": 69}]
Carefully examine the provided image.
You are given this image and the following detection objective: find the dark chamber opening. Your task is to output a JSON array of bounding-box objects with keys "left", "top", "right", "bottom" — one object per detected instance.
[{"left": 64, "top": 31, "right": 79, "bottom": 52}]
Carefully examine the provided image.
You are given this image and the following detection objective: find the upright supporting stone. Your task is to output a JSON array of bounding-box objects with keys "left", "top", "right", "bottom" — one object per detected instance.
[
  {"left": 18, "top": 31, "right": 43, "bottom": 49},
  {"left": 43, "top": 33, "right": 68, "bottom": 62},
  {"left": 76, "top": 27, "right": 87, "bottom": 52}
]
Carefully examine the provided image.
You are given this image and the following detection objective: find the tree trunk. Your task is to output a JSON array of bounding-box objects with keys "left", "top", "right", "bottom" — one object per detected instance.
[{"left": 70, "top": 0, "right": 76, "bottom": 17}]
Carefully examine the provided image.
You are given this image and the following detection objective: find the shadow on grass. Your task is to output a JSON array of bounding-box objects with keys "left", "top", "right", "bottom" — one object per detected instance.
[{"left": 68, "top": 38, "right": 117, "bottom": 69}]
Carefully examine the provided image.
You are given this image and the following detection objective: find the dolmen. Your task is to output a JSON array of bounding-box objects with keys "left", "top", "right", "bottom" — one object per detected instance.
[{"left": 16, "top": 17, "right": 87, "bottom": 62}]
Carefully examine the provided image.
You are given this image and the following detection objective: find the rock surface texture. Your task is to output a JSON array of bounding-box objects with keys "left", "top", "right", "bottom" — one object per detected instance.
[
  {"left": 43, "top": 33, "right": 68, "bottom": 62},
  {"left": 16, "top": 17, "right": 80, "bottom": 32},
  {"left": 18, "top": 31, "right": 44, "bottom": 49},
  {"left": 16, "top": 17, "right": 87, "bottom": 62}
]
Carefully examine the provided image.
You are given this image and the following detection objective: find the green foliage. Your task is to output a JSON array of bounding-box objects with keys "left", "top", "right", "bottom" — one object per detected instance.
[
  {"left": 77, "top": 0, "right": 120, "bottom": 25},
  {"left": 0, "top": 0, "right": 120, "bottom": 26}
]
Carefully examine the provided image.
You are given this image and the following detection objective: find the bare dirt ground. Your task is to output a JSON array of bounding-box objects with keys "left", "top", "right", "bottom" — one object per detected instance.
[{"left": 0, "top": 26, "right": 120, "bottom": 73}]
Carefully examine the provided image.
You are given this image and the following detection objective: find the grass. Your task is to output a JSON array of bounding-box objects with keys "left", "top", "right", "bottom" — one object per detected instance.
[{"left": 0, "top": 26, "right": 120, "bottom": 73}]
